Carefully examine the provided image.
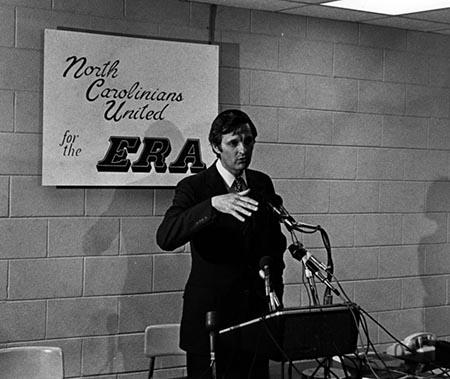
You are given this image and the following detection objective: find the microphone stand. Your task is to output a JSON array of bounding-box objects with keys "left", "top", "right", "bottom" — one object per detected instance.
[{"left": 205, "top": 311, "right": 217, "bottom": 379}]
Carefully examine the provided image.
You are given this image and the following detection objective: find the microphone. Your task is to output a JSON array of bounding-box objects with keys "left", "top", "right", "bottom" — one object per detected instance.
[
  {"left": 205, "top": 311, "right": 217, "bottom": 378},
  {"left": 266, "top": 195, "right": 319, "bottom": 231},
  {"left": 259, "top": 256, "right": 281, "bottom": 312},
  {"left": 259, "top": 256, "right": 272, "bottom": 300},
  {"left": 288, "top": 242, "right": 339, "bottom": 296}
]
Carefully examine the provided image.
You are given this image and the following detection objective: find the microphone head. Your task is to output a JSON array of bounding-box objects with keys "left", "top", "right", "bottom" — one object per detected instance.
[
  {"left": 288, "top": 242, "right": 307, "bottom": 260},
  {"left": 259, "top": 255, "right": 273, "bottom": 270}
]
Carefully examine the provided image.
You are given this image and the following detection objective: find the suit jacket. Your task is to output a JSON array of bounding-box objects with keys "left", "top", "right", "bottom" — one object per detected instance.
[{"left": 157, "top": 163, "right": 286, "bottom": 354}]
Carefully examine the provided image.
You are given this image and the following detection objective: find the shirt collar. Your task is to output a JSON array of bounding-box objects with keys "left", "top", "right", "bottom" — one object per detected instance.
[{"left": 215, "top": 159, "right": 247, "bottom": 189}]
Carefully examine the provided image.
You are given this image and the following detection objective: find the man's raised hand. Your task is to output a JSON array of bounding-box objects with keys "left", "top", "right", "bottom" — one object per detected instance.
[{"left": 211, "top": 189, "right": 258, "bottom": 222}]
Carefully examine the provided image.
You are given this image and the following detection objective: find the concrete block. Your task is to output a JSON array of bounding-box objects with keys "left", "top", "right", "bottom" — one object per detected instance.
[
  {"left": 407, "top": 30, "right": 450, "bottom": 57},
  {"left": 356, "top": 148, "right": 404, "bottom": 180},
  {"left": 250, "top": 70, "right": 306, "bottom": 108},
  {"left": 1, "top": 0, "right": 50, "bottom": 7},
  {"left": 0, "top": 301, "right": 46, "bottom": 342},
  {"left": 153, "top": 253, "right": 190, "bottom": 292},
  {"left": 403, "top": 276, "right": 447, "bottom": 308},
  {"left": 221, "top": 31, "right": 278, "bottom": 70},
  {"left": 330, "top": 181, "right": 379, "bottom": 213},
  {"left": 402, "top": 213, "right": 447, "bottom": 245},
  {"left": 15, "top": 90, "right": 41, "bottom": 133},
  {"left": 332, "top": 247, "right": 378, "bottom": 281},
  {"left": 354, "top": 279, "right": 402, "bottom": 311},
  {"left": 11, "top": 176, "right": 84, "bottom": 216},
  {"left": 219, "top": 67, "right": 250, "bottom": 105},
  {"left": 89, "top": 17, "right": 158, "bottom": 38},
  {"left": 252, "top": 143, "right": 305, "bottom": 179},
  {"left": 360, "top": 24, "right": 407, "bottom": 50},
  {"left": 11, "top": 338, "right": 82, "bottom": 378},
  {"left": 0, "top": 176, "right": 7, "bottom": 216},
  {"left": 215, "top": 5, "right": 250, "bottom": 32},
  {"left": 429, "top": 118, "right": 450, "bottom": 150},
  {"left": 0, "top": 133, "right": 40, "bottom": 174},
  {"left": 251, "top": 10, "right": 305, "bottom": 38},
  {"left": 16, "top": 7, "right": 91, "bottom": 50},
  {"left": 384, "top": 50, "right": 428, "bottom": 85},
  {"left": 425, "top": 244, "right": 450, "bottom": 274},
  {"left": 424, "top": 306, "right": 450, "bottom": 336},
  {"left": 283, "top": 252, "right": 303, "bottom": 284},
  {"left": 307, "top": 17, "right": 358, "bottom": 44},
  {"left": 332, "top": 112, "right": 382, "bottom": 147},
  {"left": 403, "top": 150, "right": 448, "bottom": 180},
  {"left": 406, "top": 85, "right": 450, "bottom": 118},
  {"left": 85, "top": 188, "right": 154, "bottom": 216},
  {"left": 0, "top": 218, "right": 47, "bottom": 259},
  {"left": 279, "top": 38, "right": 332, "bottom": 75},
  {"left": 47, "top": 297, "right": 118, "bottom": 338},
  {"left": 382, "top": 115, "right": 427, "bottom": 149},
  {"left": 359, "top": 81, "right": 405, "bottom": 115},
  {"left": 279, "top": 108, "right": 333, "bottom": 145},
  {"left": 0, "top": 6, "right": 13, "bottom": 47},
  {"left": 84, "top": 256, "right": 152, "bottom": 295},
  {"left": 81, "top": 334, "right": 147, "bottom": 376},
  {"left": 305, "top": 146, "right": 356, "bottom": 179},
  {"left": 240, "top": 105, "right": 278, "bottom": 142},
  {"left": 159, "top": 24, "right": 209, "bottom": 42},
  {"left": 355, "top": 214, "right": 402, "bottom": 246},
  {"left": 53, "top": 0, "right": 123, "bottom": 17},
  {"left": 121, "top": 217, "right": 166, "bottom": 254},
  {"left": 274, "top": 180, "right": 329, "bottom": 214},
  {"left": 9, "top": 258, "right": 83, "bottom": 299},
  {"left": 429, "top": 56, "right": 450, "bottom": 88},
  {"left": 297, "top": 214, "right": 354, "bottom": 248},
  {"left": 378, "top": 309, "right": 424, "bottom": 343},
  {"left": 306, "top": 76, "right": 358, "bottom": 111},
  {"left": 379, "top": 182, "right": 426, "bottom": 213},
  {"left": 48, "top": 217, "right": 119, "bottom": 257},
  {"left": 379, "top": 245, "right": 425, "bottom": 278},
  {"left": 0, "top": 90, "right": 13, "bottom": 131},
  {"left": 283, "top": 283, "right": 301, "bottom": 308},
  {"left": 334, "top": 44, "right": 383, "bottom": 80},
  {"left": 118, "top": 293, "right": 182, "bottom": 333},
  {"left": 125, "top": 0, "right": 189, "bottom": 25},
  {"left": 0, "top": 261, "right": 6, "bottom": 299},
  {"left": 154, "top": 189, "right": 174, "bottom": 216}
]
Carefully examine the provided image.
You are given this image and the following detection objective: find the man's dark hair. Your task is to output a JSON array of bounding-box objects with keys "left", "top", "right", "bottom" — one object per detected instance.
[{"left": 209, "top": 109, "right": 258, "bottom": 155}]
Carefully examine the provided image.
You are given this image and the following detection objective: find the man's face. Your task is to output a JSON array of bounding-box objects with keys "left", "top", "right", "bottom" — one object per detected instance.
[{"left": 213, "top": 123, "right": 255, "bottom": 176}]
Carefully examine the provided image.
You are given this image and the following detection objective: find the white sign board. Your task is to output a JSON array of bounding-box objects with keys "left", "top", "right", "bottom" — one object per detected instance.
[{"left": 43, "top": 29, "right": 218, "bottom": 186}]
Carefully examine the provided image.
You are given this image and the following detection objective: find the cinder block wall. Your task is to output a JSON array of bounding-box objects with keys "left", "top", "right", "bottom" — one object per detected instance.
[{"left": 0, "top": 0, "right": 449, "bottom": 377}]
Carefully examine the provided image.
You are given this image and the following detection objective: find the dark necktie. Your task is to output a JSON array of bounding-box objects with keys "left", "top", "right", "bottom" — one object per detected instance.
[{"left": 231, "top": 176, "right": 247, "bottom": 192}]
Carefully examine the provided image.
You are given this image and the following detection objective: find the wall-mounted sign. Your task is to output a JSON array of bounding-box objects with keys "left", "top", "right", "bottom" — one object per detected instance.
[{"left": 43, "top": 29, "right": 218, "bottom": 186}]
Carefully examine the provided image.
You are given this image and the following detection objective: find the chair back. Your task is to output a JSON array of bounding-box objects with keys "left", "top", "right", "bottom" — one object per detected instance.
[
  {"left": 144, "top": 324, "right": 184, "bottom": 357},
  {"left": 0, "top": 346, "right": 63, "bottom": 379}
]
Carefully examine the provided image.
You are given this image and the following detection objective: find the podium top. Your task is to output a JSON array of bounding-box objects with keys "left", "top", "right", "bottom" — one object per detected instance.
[{"left": 219, "top": 303, "right": 359, "bottom": 335}]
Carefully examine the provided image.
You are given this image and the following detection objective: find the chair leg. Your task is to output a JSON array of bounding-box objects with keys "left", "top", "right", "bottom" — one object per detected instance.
[{"left": 148, "top": 357, "right": 155, "bottom": 379}]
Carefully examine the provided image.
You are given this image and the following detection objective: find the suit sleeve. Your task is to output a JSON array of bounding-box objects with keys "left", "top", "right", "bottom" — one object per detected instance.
[{"left": 156, "top": 178, "right": 217, "bottom": 251}]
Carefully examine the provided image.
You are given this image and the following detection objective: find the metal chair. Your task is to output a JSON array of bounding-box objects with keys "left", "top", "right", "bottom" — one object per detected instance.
[
  {"left": 0, "top": 346, "right": 63, "bottom": 379},
  {"left": 144, "top": 324, "right": 187, "bottom": 379}
]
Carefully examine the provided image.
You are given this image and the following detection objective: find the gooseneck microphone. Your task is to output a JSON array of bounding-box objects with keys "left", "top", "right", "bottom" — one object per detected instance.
[{"left": 288, "top": 242, "right": 340, "bottom": 296}]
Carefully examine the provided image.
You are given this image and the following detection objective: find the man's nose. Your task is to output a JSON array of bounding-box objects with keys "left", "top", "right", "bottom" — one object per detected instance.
[{"left": 237, "top": 142, "right": 246, "bottom": 153}]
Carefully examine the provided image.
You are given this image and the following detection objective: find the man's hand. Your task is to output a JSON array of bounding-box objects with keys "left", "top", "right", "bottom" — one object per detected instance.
[{"left": 211, "top": 189, "right": 259, "bottom": 222}]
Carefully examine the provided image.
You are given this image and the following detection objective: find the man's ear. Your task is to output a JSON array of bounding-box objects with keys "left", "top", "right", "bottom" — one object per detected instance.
[{"left": 212, "top": 144, "right": 221, "bottom": 156}]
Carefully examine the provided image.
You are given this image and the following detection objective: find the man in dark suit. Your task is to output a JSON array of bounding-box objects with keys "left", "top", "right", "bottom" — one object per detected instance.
[{"left": 157, "top": 109, "right": 286, "bottom": 378}]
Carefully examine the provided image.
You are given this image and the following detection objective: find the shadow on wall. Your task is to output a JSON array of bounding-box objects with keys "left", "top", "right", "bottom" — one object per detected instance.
[
  {"left": 417, "top": 177, "right": 450, "bottom": 334},
  {"left": 82, "top": 121, "right": 184, "bottom": 375}
]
